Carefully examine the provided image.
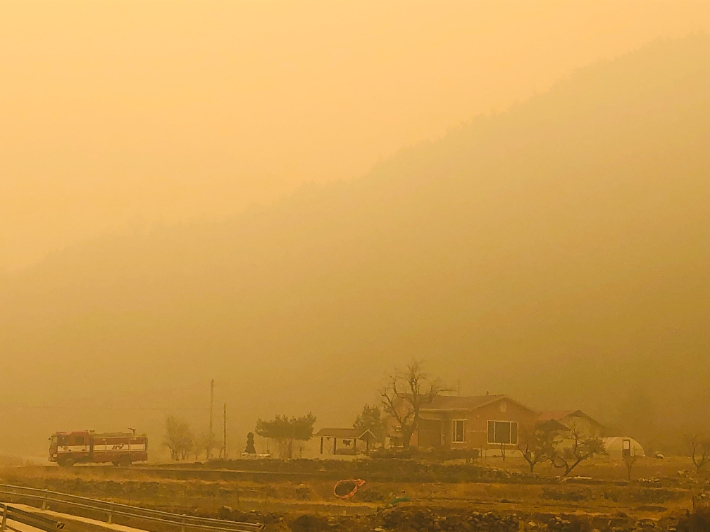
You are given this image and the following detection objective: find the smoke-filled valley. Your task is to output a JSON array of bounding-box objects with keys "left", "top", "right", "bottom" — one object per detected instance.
[{"left": 1, "top": 34, "right": 708, "bottom": 457}]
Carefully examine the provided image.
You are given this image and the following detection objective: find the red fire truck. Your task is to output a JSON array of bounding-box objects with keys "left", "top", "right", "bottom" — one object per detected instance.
[{"left": 49, "top": 430, "right": 148, "bottom": 467}]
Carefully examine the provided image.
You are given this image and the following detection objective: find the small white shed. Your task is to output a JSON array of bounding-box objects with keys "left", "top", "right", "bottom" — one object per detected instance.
[{"left": 602, "top": 436, "right": 645, "bottom": 459}]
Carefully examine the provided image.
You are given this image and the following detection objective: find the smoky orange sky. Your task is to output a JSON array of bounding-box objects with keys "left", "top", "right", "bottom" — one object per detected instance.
[{"left": 1, "top": 0, "right": 708, "bottom": 273}]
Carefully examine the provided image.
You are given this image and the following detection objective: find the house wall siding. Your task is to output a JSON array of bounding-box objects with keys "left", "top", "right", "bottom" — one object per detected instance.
[{"left": 416, "top": 398, "right": 538, "bottom": 451}]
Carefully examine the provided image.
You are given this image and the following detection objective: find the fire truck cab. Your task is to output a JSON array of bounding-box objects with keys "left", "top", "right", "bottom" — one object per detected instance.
[{"left": 49, "top": 430, "right": 148, "bottom": 467}]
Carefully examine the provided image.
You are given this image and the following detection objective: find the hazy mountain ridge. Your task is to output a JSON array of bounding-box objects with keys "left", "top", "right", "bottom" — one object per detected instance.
[{"left": 1, "top": 35, "right": 708, "bottom": 455}]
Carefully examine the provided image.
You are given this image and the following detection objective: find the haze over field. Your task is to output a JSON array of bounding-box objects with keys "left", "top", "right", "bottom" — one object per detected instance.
[{"left": 1, "top": 2, "right": 709, "bottom": 458}]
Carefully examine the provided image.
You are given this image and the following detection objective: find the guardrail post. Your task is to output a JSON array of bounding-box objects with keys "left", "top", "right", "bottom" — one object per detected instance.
[
  {"left": 107, "top": 503, "right": 113, "bottom": 524},
  {"left": 1, "top": 503, "right": 7, "bottom": 532},
  {"left": 180, "top": 516, "right": 186, "bottom": 532},
  {"left": 42, "top": 489, "right": 49, "bottom": 510}
]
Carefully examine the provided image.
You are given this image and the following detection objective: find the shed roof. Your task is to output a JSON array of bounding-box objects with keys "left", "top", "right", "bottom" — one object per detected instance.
[
  {"left": 314, "top": 428, "right": 375, "bottom": 439},
  {"left": 537, "top": 410, "right": 577, "bottom": 421},
  {"left": 538, "top": 410, "right": 604, "bottom": 428}
]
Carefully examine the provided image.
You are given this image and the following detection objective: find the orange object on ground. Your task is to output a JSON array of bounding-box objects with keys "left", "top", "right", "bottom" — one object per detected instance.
[{"left": 333, "top": 479, "right": 366, "bottom": 499}]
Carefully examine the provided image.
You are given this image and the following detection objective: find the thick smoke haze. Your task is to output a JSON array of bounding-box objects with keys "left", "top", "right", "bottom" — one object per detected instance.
[
  {"left": 1, "top": 0, "right": 708, "bottom": 272},
  {"left": 0, "top": 2, "right": 708, "bottom": 459}
]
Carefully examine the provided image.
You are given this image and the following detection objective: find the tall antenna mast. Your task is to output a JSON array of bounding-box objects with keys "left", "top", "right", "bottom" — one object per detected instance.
[
  {"left": 209, "top": 379, "right": 215, "bottom": 459},
  {"left": 223, "top": 403, "right": 228, "bottom": 459}
]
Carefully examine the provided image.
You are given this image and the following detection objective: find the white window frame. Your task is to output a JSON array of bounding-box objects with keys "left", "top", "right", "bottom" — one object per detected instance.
[
  {"left": 452, "top": 419, "right": 466, "bottom": 443},
  {"left": 487, "top": 420, "right": 519, "bottom": 445}
]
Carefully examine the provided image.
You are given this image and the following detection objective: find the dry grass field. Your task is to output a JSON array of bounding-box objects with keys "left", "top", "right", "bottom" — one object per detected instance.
[{"left": 1, "top": 456, "right": 709, "bottom": 531}]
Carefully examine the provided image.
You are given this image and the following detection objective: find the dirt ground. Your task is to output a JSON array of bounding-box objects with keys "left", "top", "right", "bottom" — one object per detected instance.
[{"left": 1, "top": 457, "right": 708, "bottom": 532}]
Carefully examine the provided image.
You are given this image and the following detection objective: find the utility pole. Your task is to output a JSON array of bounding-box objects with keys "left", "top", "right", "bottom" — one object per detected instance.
[
  {"left": 209, "top": 379, "right": 215, "bottom": 459},
  {"left": 223, "top": 403, "right": 228, "bottom": 459}
]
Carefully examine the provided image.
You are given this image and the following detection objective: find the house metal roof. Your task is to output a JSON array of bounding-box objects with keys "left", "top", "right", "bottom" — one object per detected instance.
[{"left": 419, "top": 394, "right": 536, "bottom": 414}]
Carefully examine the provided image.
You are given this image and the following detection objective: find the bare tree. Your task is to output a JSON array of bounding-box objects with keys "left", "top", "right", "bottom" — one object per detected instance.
[
  {"left": 380, "top": 360, "right": 446, "bottom": 449},
  {"left": 623, "top": 454, "right": 639, "bottom": 481},
  {"left": 550, "top": 420, "right": 605, "bottom": 477},
  {"left": 687, "top": 434, "right": 710, "bottom": 473},
  {"left": 163, "top": 415, "right": 194, "bottom": 461},
  {"left": 195, "top": 430, "right": 219, "bottom": 461},
  {"left": 518, "top": 423, "right": 559, "bottom": 473}
]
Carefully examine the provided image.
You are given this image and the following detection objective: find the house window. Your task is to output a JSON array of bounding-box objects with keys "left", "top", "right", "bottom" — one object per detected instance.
[
  {"left": 487, "top": 420, "right": 518, "bottom": 445},
  {"left": 452, "top": 419, "right": 466, "bottom": 443}
]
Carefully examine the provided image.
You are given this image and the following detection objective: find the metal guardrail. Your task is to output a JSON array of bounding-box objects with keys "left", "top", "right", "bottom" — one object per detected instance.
[
  {"left": 0, "top": 485, "right": 262, "bottom": 532},
  {"left": 1, "top": 503, "right": 66, "bottom": 532}
]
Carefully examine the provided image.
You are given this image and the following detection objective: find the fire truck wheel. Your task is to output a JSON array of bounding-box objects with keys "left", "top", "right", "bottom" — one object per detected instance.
[{"left": 59, "top": 457, "right": 75, "bottom": 467}]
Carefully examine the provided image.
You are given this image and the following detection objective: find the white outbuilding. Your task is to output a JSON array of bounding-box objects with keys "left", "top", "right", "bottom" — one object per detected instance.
[{"left": 602, "top": 436, "right": 645, "bottom": 459}]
